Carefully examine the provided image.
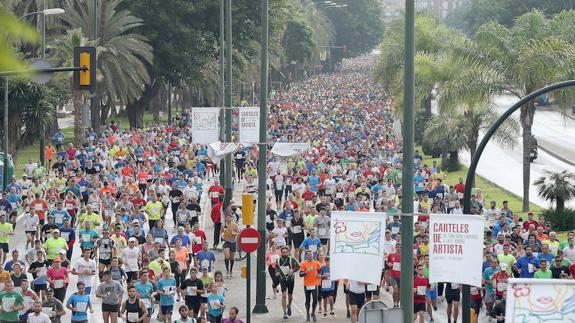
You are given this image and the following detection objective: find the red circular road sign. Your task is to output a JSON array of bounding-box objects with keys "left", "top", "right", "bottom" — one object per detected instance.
[{"left": 237, "top": 228, "right": 261, "bottom": 253}]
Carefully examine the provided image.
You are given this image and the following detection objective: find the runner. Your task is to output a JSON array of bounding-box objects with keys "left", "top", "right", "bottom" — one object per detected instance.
[
  {"left": 71, "top": 248, "right": 97, "bottom": 295},
  {"left": 120, "top": 285, "right": 148, "bottom": 323},
  {"left": 299, "top": 250, "right": 321, "bottom": 322},
  {"left": 414, "top": 265, "right": 430, "bottom": 323},
  {"left": 181, "top": 267, "right": 204, "bottom": 320},
  {"left": 66, "top": 281, "right": 93, "bottom": 323},
  {"left": 156, "top": 266, "right": 177, "bottom": 323},
  {"left": 41, "top": 288, "right": 66, "bottom": 322},
  {"left": 95, "top": 269, "right": 124, "bottom": 323},
  {"left": 134, "top": 270, "right": 155, "bottom": 323},
  {"left": 275, "top": 246, "right": 299, "bottom": 319},
  {"left": 220, "top": 214, "right": 239, "bottom": 277}
]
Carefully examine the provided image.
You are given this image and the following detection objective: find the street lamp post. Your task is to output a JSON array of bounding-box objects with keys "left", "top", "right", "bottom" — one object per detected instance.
[
  {"left": 224, "top": 0, "right": 233, "bottom": 208},
  {"left": 18, "top": 7, "right": 65, "bottom": 167},
  {"left": 461, "top": 79, "right": 575, "bottom": 323},
  {"left": 219, "top": 0, "right": 225, "bottom": 186},
  {"left": 2, "top": 77, "right": 8, "bottom": 190},
  {"left": 253, "top": 0, "right": 270, "bottom": 314},
  {"left": 400, "top": 0, "right": 415, "bottom": 322}
]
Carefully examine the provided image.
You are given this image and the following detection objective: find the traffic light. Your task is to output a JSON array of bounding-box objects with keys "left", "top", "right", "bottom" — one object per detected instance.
[
  {"left": 242, "top": 194, "right": 254, "bottom": 226},
  {"left": 73, "top": 47, "right": 96, "bottom": 91}
]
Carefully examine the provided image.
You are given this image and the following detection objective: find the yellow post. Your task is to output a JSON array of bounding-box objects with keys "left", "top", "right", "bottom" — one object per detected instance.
[
  {"left": 470, "top": 309, "right": 476, "bottom": 323},
  {"left": 241, "top": 265, "right": 247, "bottom": 279},
  {"left": 242, "top": 194, "right": 254, "bottom": 226}
]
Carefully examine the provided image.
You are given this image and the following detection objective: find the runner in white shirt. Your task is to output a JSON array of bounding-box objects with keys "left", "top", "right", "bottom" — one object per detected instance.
[
  {"left": 71, "top": 248, "right": 97, "bottom": 294},
  {"left": 122, "top": 237, "right": 142, "bottom": 285},
  {"left": 27, "top": 301, "right": 52, "bottom": 323},
  {"left": 24, "top": 210, "right": 40, "bottom": 249}
]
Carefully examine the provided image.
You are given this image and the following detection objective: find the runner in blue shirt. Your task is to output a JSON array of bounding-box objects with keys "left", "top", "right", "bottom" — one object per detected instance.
[
  {"left": 66, "top": 282, "right": 93, "bottom": 322},
  {"left": 206, "top": 283, "right": 225, "bottom": 322},
  {"left": 515, "top": 246, "right": 540, "bottom": 278},
  {"left": 134, "top": 270, "right": 156, "bottom": 318},
  {"left": 319, "top": 257, "right": 335, "bottom": 318},
  {"left": 156, "top": 267, "right": 177, "bottom": 323},
  {"left": 300, "top": 230, "right": 322, "bottom": 259}
]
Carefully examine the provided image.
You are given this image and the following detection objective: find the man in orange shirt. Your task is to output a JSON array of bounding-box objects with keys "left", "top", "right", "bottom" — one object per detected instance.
[
  {"left": 29, "top": 193, "right": 48, "bottom": 226},
  {"left": 300, "top": 250, "right": 321, "bottom": 322},
  {"left": 44, "top": 144, "right": 56, "bottom": 170},
  {"left": 99, "top": 181, "right": 115, "bottom": 197}
]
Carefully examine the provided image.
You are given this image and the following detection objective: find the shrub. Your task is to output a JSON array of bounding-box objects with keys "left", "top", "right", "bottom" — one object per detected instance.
[{"left": 541, "top": 208, "right": 575, "bottom": 232}]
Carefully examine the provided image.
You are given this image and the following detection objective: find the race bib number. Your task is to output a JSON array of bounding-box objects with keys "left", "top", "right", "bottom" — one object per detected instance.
[
  {"left": 322, "top": 280, "right": 332, "bottom": 289},
  {"left": 392, "top": 262, "right": 401, "bottom": 271},
  {"left": 528, "top": 263, "right": 535, "bottom": 273},
  {"left": 76, "top": 301, "right": 87, "bottom": 312},
  {"left": 187, "top": 286, "right": 197, "bottom": 296},
  {"left": 61, "top": 232, "right": 70, "bottom": 241},
  {"left": 291, "top": 226, "right": 302, "bottom": 234},
  {"left": 497, "top": 282, "right": 507, "bottom": 292},
  {"left": 451, "top": 283, "right": 460, "bottom": 289},
  {"left": 416, "top": 286, "right": 426, "bottom": 296},
  {"left": 154, "top": 237, "right": 164, "bottom": 245},
  {"left": 42, "top": 307, "right": 53, "bottom": 317},
  {"left": 54, "top": 279, "right": 65, "bottom": 289},
  {"left": 34, "top": 204, "right": 43, "bottom": 211},
  {"left": 82, "top": 234, "right": 91, "bottom": 242},
  {"left": 128, "top": 312, "right": 139, "bottom": 322},
  {"left": 308, "top": 244, "right": 317, "bottom": 252},
  {"left": 367, "top": 284, "right": 377, "bottom": 292},
  {"left": 471, "top": 287, "right": 479, "bottom": 295},
  {"left": 280, "top": 266, "right": 290, "bottom": 275},
  {"left": 391, "top": 227, "right": 399, "bottom": 235},
  {"left": 142, "top": 298, "right": 151, "bottom": 308},
  {"left": 318, "top": 228, "right": 327, "bottom": 236},
  {"left": 305, "top": 285, "right": 316, "bottom": 291}
]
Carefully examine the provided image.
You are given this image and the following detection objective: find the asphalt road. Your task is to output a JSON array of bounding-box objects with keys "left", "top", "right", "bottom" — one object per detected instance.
[{"left": 10, "top": 176, "right": 497, "bottom": 323}]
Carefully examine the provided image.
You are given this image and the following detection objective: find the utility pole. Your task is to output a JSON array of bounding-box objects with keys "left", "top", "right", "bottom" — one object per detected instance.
[
  {"left": 39, "top": 0, "right": 46, "bottom": 166},
  {"left": 219, "top": 0, "right": 225, "bottom": 186},
  {"left": 167, "top": 82, "right": 172, "bottom": 124},
  {"left": 90, "top": 0, "right": 97, "bottom": 133},
  {"left": 253, "top": 0, "right": 269, "bottom": 314},
  {"left": 224, "top": 0, "right": 233, "bottom": 208},
  {"left": 400, "top": 0, "right": 415, "bottom": 322},
  {"left": 2, "top": 77, "right": 8, "bottom": 190}
]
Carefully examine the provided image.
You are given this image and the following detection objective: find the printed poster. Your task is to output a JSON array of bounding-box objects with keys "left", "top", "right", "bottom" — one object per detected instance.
[
  {"left": 330, "top": 212, "right": 386, "bottom": 285},
  {"left": 429, "top": 214, "right": 484, "bottom": 286},
  {"left": 239, "top": 107, "right": 260, "bottom": 143},
  {"left": 191, "top": 107, "right": 219, "bottom": 144},
  {"left": 505, "top": 278, "right": 575, "bottom": 322}
]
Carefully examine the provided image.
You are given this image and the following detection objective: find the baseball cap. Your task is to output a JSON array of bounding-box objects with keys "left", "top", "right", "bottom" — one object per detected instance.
[
  {"left": 46, "top": 288, "right": 54, "bottom": 293},
  {"left": 500, "top": 263, "right": 508, "bottom": 271},
  {"left": 129, "top": 237, "right": 138, "bottom": 243},
  {"left": 59, "top": 249, "right": 67, "bottom": 255}
]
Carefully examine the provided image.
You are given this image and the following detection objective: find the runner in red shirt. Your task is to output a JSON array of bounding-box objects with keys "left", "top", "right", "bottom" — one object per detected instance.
[
  {"left": 492, "top": 263, "right": 510, "bottom": 300},
  {"left": 210, "top": 201, "right": 223, "bottom": 249},
  {"left": 387, "top": 243, "right": 401, "bottom": 307},
  {"left": 208, "top": 179, "right": 224, "bottom": 206},
  {"left": 413, "top": 265, "right": 430, "bottom": 323}
]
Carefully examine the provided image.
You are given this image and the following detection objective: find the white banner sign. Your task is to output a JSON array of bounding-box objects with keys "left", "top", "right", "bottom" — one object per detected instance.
[
  {"left": 239, "top": 107, "right": 260, "bottom": 143},
  {"left": 191, "top": 107, "right": 219, "bottom": 144},
  {"left": 207, "top": 142, "right": 240, "bottom": 164},
  {"left": 429, "top": 214, "right": 484, "bottom": 286},
  {"left": 506, "top": 278, "right": 575, "bottom": 321},
  {"left": 270, "top": 142, "right": 310, "bottom": 157},
  {"left": 330, "top": 212, "right": 386, "bottom": 285}
]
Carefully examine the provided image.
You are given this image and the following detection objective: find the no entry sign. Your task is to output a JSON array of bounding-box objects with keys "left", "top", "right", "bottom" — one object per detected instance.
[{"left": 237, "top": 227, "right": 261, "bottom": 253}]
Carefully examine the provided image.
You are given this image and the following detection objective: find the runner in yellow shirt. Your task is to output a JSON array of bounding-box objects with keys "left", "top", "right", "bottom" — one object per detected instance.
[
  {"left": 145, "top": 195, "right": 163, "bottom": 229},
  {"left": 0, "top": 214, "right": 14, "bottom": 265}
]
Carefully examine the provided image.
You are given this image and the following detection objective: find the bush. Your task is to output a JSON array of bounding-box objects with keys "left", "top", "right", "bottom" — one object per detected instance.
[{"left": 541, "top": 208, "right": 575, "bottom": 231}]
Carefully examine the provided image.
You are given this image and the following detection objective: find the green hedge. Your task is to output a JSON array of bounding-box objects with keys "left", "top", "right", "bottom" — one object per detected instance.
[{"left": 542, "top": 208, "right": 575, "bottom": 231}]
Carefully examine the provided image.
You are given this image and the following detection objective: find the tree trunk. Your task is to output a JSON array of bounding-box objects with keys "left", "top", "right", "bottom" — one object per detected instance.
[
  {"left": 468, "top": 125, "right": 479, "bottom": 188},
  {"left": 72, "top": 88, "right": 84, "bottom": 145},
  {"left": 520, "top": 99, "right": 536, "bottom": 212},
  {"left": 447, "top": 151, "right": 460, "bottom": 172},
  {"left": 126, "top": 81, "right": 159, "bottom": 128},
  {"left": 422, "top": 95, "right": 432, "bottom": 120},
  {"left": 100, "top": 100, "right": 111, "bottom": 126},
  {"left": 557, "top": 197, "right": 565, "bottom": 214},
  {"left": 441, "top": 149, "right": 449, "bottom": 169}
]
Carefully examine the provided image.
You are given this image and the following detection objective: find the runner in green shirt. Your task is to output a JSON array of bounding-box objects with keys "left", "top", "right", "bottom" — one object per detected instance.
[
  {"left": 43, "top": 230, "right": 68, "bottom": 261},
  {"left": 0, "top": 280, "right": 25, "bottom": 322},
  {"left": 533, "top": 259, "right": 553, "bottom": 279}
]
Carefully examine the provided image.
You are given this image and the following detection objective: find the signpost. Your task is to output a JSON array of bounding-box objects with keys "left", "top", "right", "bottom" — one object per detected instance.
[{"left": 237, "top": 203, "right": 261, "bottom": 323}]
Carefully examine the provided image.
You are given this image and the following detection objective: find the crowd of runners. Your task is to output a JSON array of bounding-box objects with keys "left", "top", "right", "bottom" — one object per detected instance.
[{"left": 0, "top": 54, "right": 569, "bottom": 323}]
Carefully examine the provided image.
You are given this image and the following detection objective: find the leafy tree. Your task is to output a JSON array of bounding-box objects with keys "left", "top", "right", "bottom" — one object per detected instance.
[
  {"left": 49, "top": 28, "right": 88, "bottom": 144},
  {"left": 58, "top": 0, "right": 153, "bottom": 130},
  {"left": 283, "top": 15, "right": 315, "bottom": 64},
  {"left": 446, "top": 0, "right": 575, "bottom": 35},
  {"left": 324, "top": 0, "right": 384, "bottom": 57},
  {"left": 535, "top": 170, "right": 575, "bottom": 214},
  {"left": 457, "top": 10, "right": 575, "bottom": 211},
  {"left": 0, "top": 2, "right": 38, "bottom": 71},
  {"left": 0, "top": 78, "right": 55, "bottom": 158}
]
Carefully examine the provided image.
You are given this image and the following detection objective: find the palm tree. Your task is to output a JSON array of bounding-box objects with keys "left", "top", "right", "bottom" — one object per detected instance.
[
  {"left": 49, "top": 28, "right": 87, "bottom": 144},
  {"left": 58, "top": 0, "right": 153, "bottom": 130},
  {"left": 454, "top": 10, "right": 575, "bottom": 211},
  {"left": 535, "top": 170, "right": 575, "bottom": 214}
]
